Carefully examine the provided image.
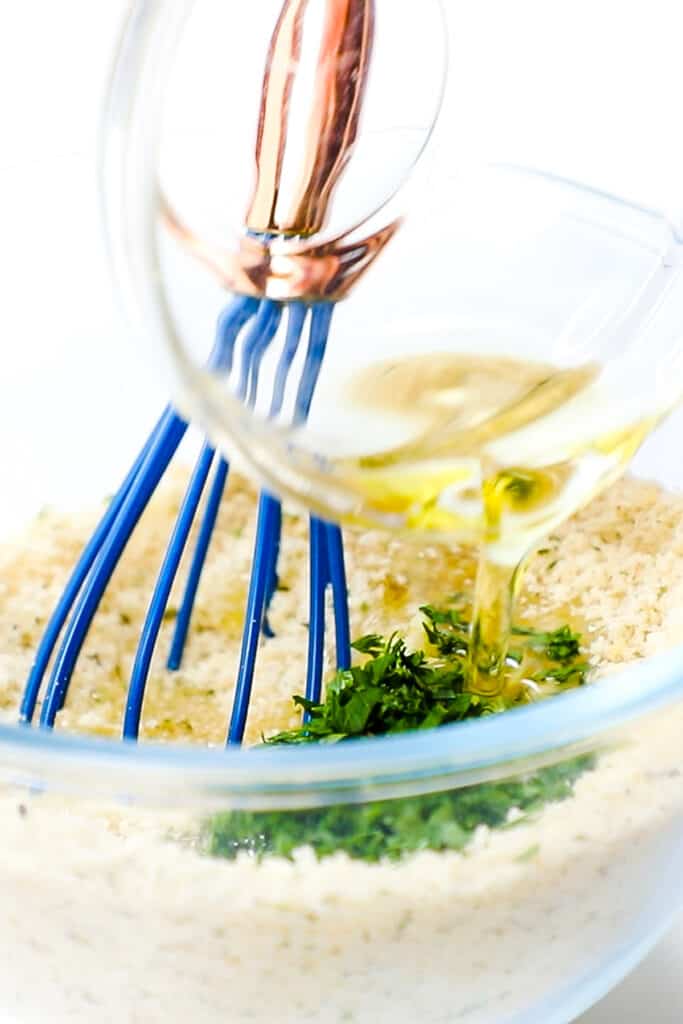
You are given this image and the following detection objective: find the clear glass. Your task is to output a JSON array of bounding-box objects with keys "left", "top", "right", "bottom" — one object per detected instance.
[
  {"left": 155, "top": 0, "right": 448, "bottom": 251},
  {"left": 2, "top": 696, "right": 683, "bottom": 1023},
  {"left": 3, "top": 168, "right": 683, "bottom": 1024},
  {"left": 101, "top": 0, "right": 683, "bottom": 695},
  {"left": 4, "top": 2, "right": 683, "bottom": 1022},
  {"left": 111, "top": 155, "right": 683, "bottom": 692}
]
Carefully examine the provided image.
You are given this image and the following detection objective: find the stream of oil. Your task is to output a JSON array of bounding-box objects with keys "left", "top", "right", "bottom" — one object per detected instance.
[{"left": 342, "top": 352, "right": 656, "bottom": 695}]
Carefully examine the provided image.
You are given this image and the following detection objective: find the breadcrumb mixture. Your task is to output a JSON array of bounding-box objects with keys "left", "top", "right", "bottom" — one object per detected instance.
[
  {"left": 1, "top": 472, "right": 683, "bottom": 1023},
  {"left": 1, "top": 472, "right": 683, "bottom": 743}
]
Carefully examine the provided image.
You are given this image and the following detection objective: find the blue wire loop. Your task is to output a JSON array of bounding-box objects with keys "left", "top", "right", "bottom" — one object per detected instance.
[
  {"left": 123, "top": 442, "right": 216, "bottom": 740},
  {"left": 270, "top": 302, "right": 308, "bottom": 418},
  {"left": 228, "top": 492, "right": 282, "bottom": 745},
  {"left": 19, "top": 410, "right": 168, "bottom": 724},
  {"left": 167, "top": 456, "right": 229, "bottom": 670},
  {"left": 21, "top": 294, "right": 257, "bottom": 727},
  {"left": 304, "top": 517, "right": 329, "bottom": 713},
  {"left": 227, "top": 301, "right": 351, "bottom": 745},
  {"left": 324, "top": 523, "right": 351, "bottom": 671},
  {"left": 163, "top": 293, "right": 260, "bottom": 671},
  {"left": 40, "top": 409, "right": 188, "bottom": 728},
  {"left": 22, "top": 287, "right": 351, "bottom": 744},
  {"left": 122, "top": 296, "right": 262, "bottom": 740},
  {"left": 294, "top": 303, "right": 334, "bottom": 425}
]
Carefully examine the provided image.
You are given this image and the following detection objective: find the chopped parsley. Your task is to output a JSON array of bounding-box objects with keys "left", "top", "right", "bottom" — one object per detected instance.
[
  {"left": 512, "top": 624, "right": 581, "bottom": 662},
  {"left": 204, "top": 607, "right": 593, "bottom": 863},
  {"left": 265, "top": 629, "right": 501, "bottom": 745},
  {"left": 205, "top": 756, "right": 593, "bottom": 863}
]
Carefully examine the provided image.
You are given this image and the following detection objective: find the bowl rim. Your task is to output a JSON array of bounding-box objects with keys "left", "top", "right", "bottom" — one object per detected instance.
[
  {"left": 2, "top": 639, "right": 683, "bottom": 806},
  {"left": 11, "top": 155, "right": 679, "bottom": 806}
]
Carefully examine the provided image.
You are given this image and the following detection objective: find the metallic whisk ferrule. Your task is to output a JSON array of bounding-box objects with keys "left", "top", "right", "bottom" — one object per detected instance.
[{"left": 162, "top": 0, "right": 400, "bottom": 304}]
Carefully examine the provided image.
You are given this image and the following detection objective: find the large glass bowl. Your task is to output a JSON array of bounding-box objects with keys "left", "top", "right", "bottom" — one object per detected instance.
[
  {"left": 3, "top": 6, "right": 683, "bottom": 1024},
  {"left": 1, "top": 459, "right": 683, "bottom": 1024},
  {"left": 3, "top": 145, "right": 683, "bottom": 1019}
]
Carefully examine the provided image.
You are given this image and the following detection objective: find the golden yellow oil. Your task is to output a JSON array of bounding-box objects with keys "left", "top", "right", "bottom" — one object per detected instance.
[{"left": 340, "top": 352, "right": 657, "bottom": 695}]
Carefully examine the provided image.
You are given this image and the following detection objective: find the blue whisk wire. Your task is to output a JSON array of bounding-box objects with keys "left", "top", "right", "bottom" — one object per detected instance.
[
  {"left": 214, "top": 296, "right": 260, "bottom": 373},
  {"left": 123, "top": 442, "right": 216, "bottom": 739},
  {"left": 167, "top": 456, "right": 229, "bottom": 670},
  {"left": 21, "top": 295, "right": 260, "bottom": 727},
  {"left": 226, "top": 301, "right": 350, "bottom": 745},
  {"left": 161, "top": 293, "right": 261, "bottom": 670},
  {"left": 305, "top": 517, "right": 329, "bottom": 712},
  {"left": 295, "top": 303, "right": 334, "bottom": 425},
  {"left": 227, "top": 491, "right": 282, "bottom": 745},
  {"left": 19, "top": 409, "right": 168, "bottom": 724},
  {"left": 39, "top": 409, "right": 188, "bottom": 728},
  {"left": 302, "top": 524, "right": 351, "bottom": 716},
  {"left": 120, "top": 293, "right": 264, "bottom": 740},
  {"left": 270, "top": 303, "right": 308, "bottom": 418},
  {"left": 22, "top": 288, "right": 350, "bottom": 744},
  {"left": 238, "top": 301, "right": 282, "bottom": 404},
  {"left": 324, "top": 523, "right": 351, "bottom": 672}
]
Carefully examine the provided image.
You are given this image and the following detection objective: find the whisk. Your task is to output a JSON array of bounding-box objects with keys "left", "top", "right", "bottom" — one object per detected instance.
[{"left": 20, "top": 0, "right": 394, "bottom": 745}]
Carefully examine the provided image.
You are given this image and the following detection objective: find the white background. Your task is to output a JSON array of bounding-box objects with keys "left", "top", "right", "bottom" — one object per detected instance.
[{"left": 2, "top": 1, "right": 683, "bottom": 1019}]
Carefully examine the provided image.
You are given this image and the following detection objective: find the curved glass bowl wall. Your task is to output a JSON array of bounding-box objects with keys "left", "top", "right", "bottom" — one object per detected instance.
[{"left": 1, "top": 1, "right": 683, "bottom": 1021}]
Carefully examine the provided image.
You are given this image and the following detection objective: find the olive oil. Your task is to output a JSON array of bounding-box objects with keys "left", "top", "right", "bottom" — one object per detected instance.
[{"left": 340, "top": 352, "right": 657, "bottom": 695}]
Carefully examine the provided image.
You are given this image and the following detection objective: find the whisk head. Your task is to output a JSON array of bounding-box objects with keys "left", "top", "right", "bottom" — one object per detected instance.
[
  {"left": 20, "top": 1, "right": 380, "bottom": 742},
  {"left": 21, "top": 0, "right": 445, "bottom": 744},
  {"left": 21, "top": 297, "right": 350, "bottom": 744}
]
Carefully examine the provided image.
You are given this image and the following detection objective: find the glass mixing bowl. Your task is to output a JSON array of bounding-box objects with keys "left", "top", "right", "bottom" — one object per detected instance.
[
  {"left": 3, "top": 4, "right": 683, "bottom": 1023},
  {"left": 2, "top": 460, "right": 683, "bottom": 1024},
  {"left": 3, "top": 148, "right": 683, "bottom": 1021}
]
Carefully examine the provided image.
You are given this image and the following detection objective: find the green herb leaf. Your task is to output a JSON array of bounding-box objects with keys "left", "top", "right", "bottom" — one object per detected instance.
[
  {"left": 205, "top": 604, "right": 593, "bottom": 863},
  {"left": 512, "top": 624, "right": 582, "bottom": 662},
  {"left": 351, "top": 634, "right": 385, "bottom": 655},
  {"left": 205, "top": 755, "right": 594, "bottom": 863}
]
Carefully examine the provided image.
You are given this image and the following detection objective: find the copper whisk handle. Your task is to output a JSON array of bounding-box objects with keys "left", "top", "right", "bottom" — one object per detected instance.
[{"left": 246, "top": 0, "right": 375, "bottom": 237}]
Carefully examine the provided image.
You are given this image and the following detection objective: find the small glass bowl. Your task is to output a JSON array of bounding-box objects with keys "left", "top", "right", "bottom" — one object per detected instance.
[
  {"left": 2, "top": 151, "right": 683, "bottom": 1022},
  {"left": 3, "top": 2, "right": 683, "bottom": 1019}
]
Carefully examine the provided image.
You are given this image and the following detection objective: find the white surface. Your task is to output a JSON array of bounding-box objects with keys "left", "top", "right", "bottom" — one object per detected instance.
[
  {"left": 3, "top": 1, "right": 683, "bottom": 1020},
  {"left": 580, "top": 914, "right": 683, "bottom": 1022}
]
